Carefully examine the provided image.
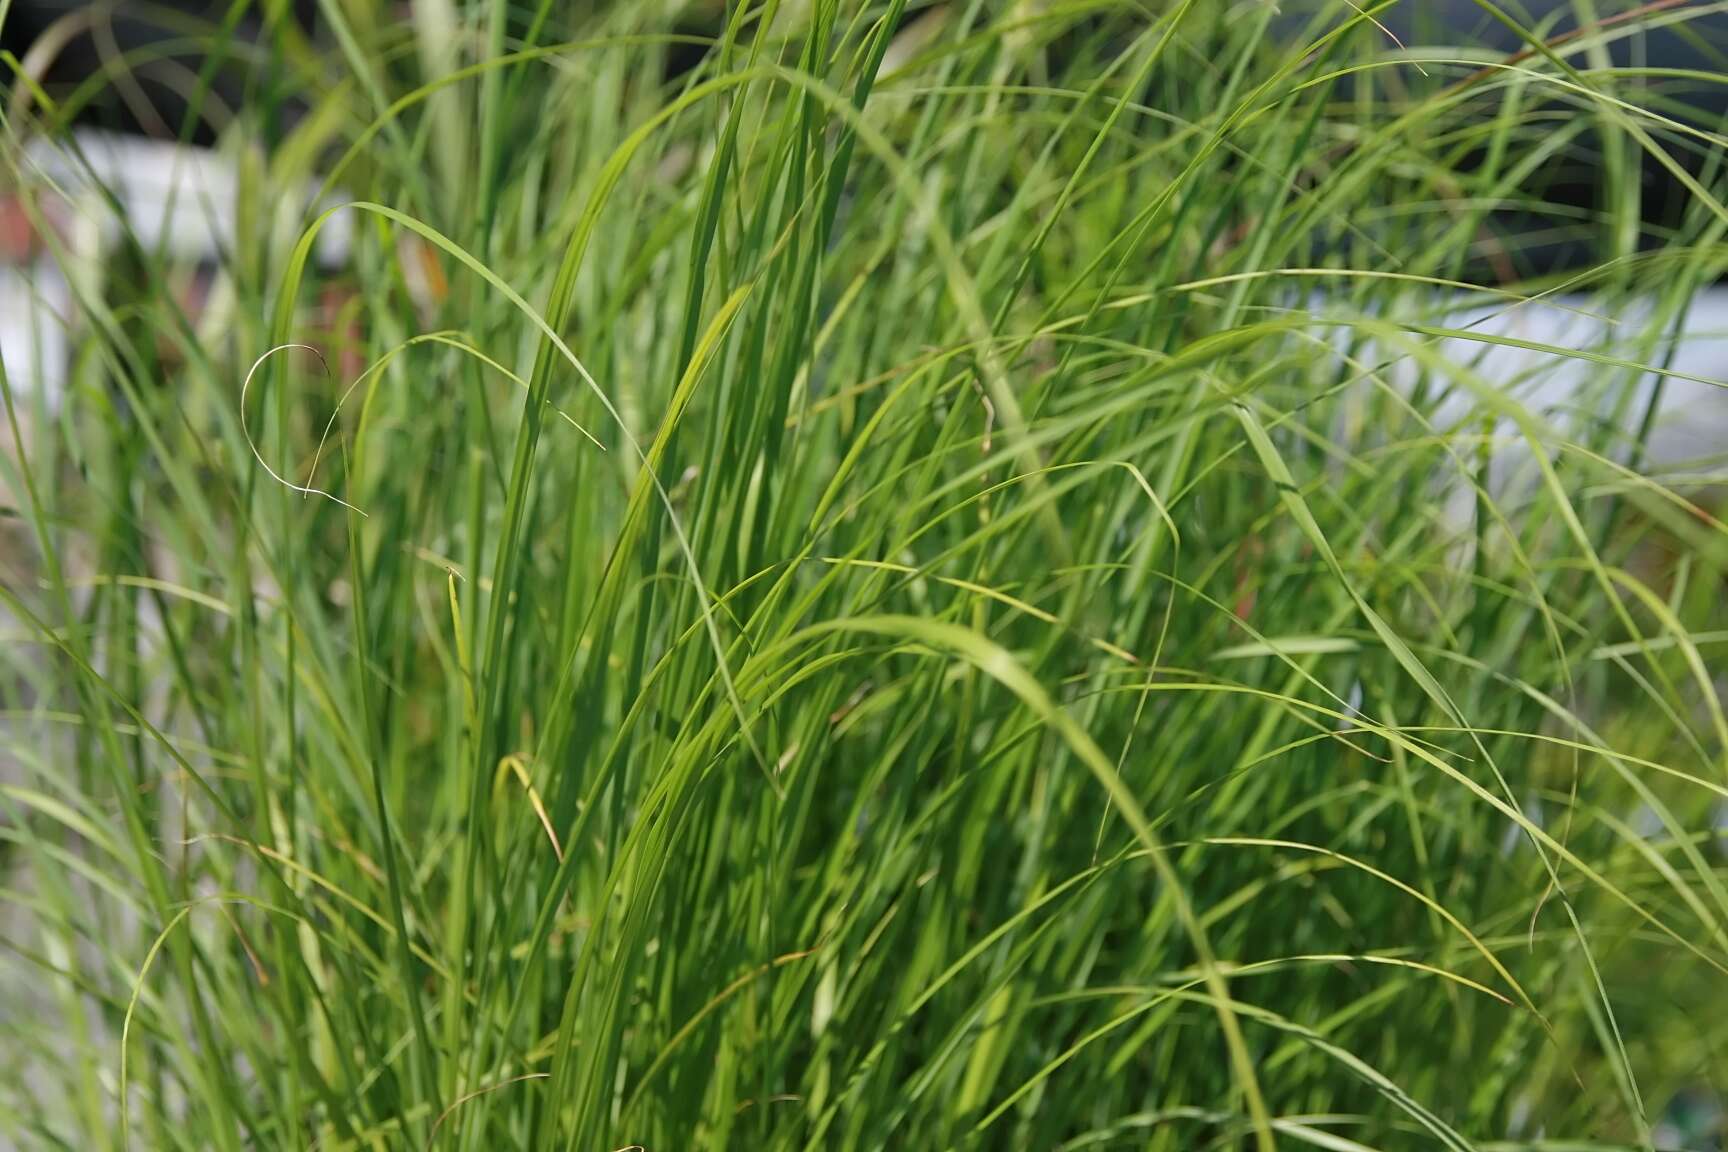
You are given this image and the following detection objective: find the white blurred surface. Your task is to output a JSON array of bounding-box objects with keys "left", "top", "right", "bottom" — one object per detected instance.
[{"left": 0, "top": 129, "right": 351, "bottom": 407}]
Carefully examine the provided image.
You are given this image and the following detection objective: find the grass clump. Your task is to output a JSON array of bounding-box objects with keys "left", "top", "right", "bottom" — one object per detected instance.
[{"left": 3, "top": 1, "right": 1728, "bottom": 1148}]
